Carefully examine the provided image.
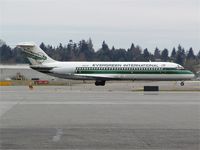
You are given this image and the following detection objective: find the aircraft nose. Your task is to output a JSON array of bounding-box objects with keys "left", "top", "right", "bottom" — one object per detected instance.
[{"left": 189, "top": 71, "right": 195, "bottom": 78}]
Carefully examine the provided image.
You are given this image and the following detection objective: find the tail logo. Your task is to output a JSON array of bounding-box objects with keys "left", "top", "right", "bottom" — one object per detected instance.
[{"left": 22, "top": 49, "right": 47, "bottom": 63}]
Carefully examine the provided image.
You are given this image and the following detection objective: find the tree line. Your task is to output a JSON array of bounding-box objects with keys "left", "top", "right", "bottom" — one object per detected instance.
[{"left": 0, "top": 39, "right": 200, "bottom": 73}]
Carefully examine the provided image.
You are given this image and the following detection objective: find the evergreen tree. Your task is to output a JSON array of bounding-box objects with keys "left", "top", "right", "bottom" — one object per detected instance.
[
  {"left": 175, "top": 45, "right": 186, "bottom": 65},
  {"left": 143, "top": 48, "right": 150, "bottom": 61},
  {"left": 78, "top": 40, "right": 87, "bottom": 60},
  {"left": 185, "top": 48, "right": 198, "bottom": 74},
  {"left": 154, "top": 47, "right": 161, "bottom": 61},
  {"left": 12, "top": 47, "right": 28, "bottom": 63},
  {"left": 0, "top": 44, "right": 12, "bottom": 63},
  {"left": 77, "top": 39, "right": 95, "bottom": 61},
  {"left": 170, "top": 47, "right": 176, "bottom": 61},
  {"left": 40, "top": 42, "right": 47, "bottom": 52},
  {"left": 127, "top": 43, "right": 135, "bottom": 61},
  {"left": 40, "top": 42, "right": 56, "bottom": 60},
  {"left": 66, "top": 40, "right": 76, "bottom": 61},
  {"left": 46, "top": 45, "right": 56, "bottom": 59},
  {"left": 86, "top": 38, "right": 95, "bottom": 60},
  {"left": 161, "top": 49, "right": 169, "bottom": 62},
  {"left": 96, "top": 41, "right": 111, "bottom": 61},
  {"left": 111, "top": 48, "right": 127, "bottom": 61},
  {"left": 51, "top": 43, "right": 62, "bottom": 61},
  {"left": 87, "top": 38, "right": 94, "bottom": 51},
  {"left": 110, "top": 46, "right": 116, "bottom": 60},
  {"left": 186, "top": 47, "right": 195, "bottom": 60},
  {"left": 134, "top": 45, "right": 142, "bottom": 61}
]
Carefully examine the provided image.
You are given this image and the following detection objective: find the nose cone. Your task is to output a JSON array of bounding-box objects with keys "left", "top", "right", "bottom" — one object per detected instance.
[{"left": 188, "top": 70, "right": 195, "bottom": 79}]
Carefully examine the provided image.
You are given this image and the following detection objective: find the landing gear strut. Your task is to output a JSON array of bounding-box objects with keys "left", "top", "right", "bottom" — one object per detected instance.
[{"left": 95, "top": 80, "right": 106, "bottom": 86}]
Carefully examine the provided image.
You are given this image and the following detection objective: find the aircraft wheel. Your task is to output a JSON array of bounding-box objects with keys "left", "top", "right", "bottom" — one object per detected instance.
[
  {"left": 95, "top": 80, "right": 105, "bottom": 86},
  {"left": 180, "top": 81, "right": 184, "bottom": 86}
]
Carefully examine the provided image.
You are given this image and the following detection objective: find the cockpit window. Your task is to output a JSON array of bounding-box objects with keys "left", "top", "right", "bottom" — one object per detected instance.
[{"left": 176, "top": 65, "right": 184, "bottom": 70}]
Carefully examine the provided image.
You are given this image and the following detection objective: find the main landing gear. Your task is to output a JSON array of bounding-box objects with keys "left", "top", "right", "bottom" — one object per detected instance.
[{"left": 95, "top": 80, "right": 106, "bottom": 86}]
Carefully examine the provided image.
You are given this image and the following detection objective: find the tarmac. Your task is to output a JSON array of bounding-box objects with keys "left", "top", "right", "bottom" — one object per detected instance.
[{"left": 0, "top": 82, "right": 200, "bottom": 149}]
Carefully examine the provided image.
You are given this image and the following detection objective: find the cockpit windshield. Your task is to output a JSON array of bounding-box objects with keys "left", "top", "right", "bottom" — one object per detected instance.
[{"left": 176, "top": 65, "right": 184, "bottom": 70}]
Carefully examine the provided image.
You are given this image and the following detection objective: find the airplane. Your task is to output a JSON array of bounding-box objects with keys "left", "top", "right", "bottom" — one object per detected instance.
[{"left": 17, "top": 42, "right": 194, "bottom": 86}]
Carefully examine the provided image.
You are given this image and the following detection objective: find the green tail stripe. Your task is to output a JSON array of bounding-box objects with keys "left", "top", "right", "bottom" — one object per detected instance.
[{"left": 22, "top": 51, "right": 47, "bottom": 60}]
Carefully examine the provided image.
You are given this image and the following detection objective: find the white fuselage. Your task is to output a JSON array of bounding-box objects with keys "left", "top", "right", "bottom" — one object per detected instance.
[{"left": 32, "top": 61, "right": 194, "bottom": 81}]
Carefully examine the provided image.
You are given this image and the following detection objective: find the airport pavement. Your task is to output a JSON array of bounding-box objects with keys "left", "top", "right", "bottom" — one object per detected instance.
[{"left": 0, "top": 84, "right": 200, "bottom": 149}]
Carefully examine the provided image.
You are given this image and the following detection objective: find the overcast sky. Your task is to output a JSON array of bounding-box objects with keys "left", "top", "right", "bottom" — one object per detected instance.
[{"left": 0, "top": 0, "right": 200, "bottom": 52}]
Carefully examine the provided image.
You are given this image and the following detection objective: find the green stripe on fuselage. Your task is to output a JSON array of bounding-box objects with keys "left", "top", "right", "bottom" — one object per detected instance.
[{"left": 76, "top": 70, "right": 193, "bottom": 74}]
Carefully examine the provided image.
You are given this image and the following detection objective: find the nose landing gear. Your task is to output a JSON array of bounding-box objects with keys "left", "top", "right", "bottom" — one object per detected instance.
[{"left": 180, "top": 81, "right": 184, "bottom": 86}]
